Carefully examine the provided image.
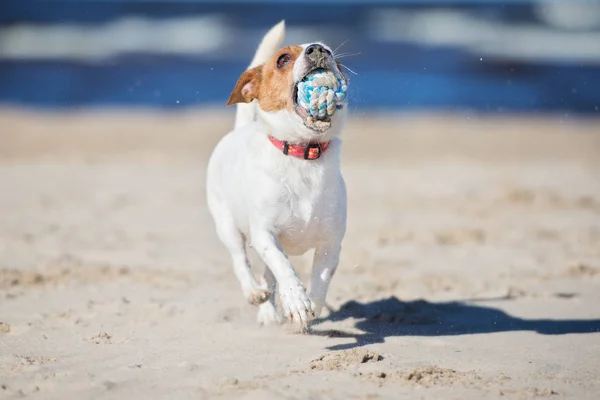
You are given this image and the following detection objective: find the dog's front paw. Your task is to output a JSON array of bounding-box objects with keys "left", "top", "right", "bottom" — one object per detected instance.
[
  {"left": 309, "top": 297, "right": 325, "bottom": 319},
  {"left": 279, "top": 281, "right": 314, "bottom": 330}
]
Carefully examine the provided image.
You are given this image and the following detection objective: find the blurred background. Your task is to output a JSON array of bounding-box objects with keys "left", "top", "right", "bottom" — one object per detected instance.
[
  {"left": 1, "top": 0, "right": 599, "bottom": 114},
  {"left": 2, "top": 3, "right": 600, "bottom": 397}
]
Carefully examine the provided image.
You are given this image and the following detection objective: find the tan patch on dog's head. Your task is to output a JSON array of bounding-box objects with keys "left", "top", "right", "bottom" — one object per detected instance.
[{"left": 226, "top": 45, "right": 303, "bottom": 112}]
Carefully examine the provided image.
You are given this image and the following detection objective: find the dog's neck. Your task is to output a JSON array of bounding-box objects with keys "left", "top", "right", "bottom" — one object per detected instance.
[
  {"left": 267, "top": 136, "right": 330, "bottom": 160},
  {"left": 256, "top": 109, "right": 341, "bottom": 146}
]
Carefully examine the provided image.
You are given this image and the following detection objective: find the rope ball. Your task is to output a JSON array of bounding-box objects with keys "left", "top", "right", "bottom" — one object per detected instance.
[{"left": 296, "top": 68, "right": 347, "bottom": 119}]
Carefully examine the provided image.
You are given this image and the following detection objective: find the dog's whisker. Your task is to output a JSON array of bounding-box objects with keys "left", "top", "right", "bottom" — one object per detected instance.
[
  {"left": 332, "top": 39, "right": 349, "bottom": 57},
  {"left": 338, "top": 63, "right": 358, "bottom": 76},
  {"left": 334, "top": 51, "right": 361, "bottom": 60}
]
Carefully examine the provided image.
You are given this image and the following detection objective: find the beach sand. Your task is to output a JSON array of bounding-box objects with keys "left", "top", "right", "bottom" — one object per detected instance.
[{"left": 1, "top": 108, "right": 599, "bottom": 399}]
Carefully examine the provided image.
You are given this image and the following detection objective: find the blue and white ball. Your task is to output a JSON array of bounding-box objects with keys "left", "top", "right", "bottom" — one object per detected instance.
[{"left": 296, "top": 68, "right": 347, "bottom": 119}]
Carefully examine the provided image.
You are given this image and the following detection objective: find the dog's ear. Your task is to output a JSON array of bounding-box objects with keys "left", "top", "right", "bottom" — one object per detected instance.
[{"left": 226, "top": 66, "right": 262, "bottom": 106}]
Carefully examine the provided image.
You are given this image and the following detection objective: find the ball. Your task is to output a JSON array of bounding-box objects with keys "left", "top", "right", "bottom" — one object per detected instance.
[{"left": 296, "top": 68, "right": 347, "bottom": 119}]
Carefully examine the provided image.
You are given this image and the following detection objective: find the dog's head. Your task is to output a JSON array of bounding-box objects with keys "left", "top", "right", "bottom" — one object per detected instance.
[{"left": 227, "top": 42, "right": 348, "bottom": 143}]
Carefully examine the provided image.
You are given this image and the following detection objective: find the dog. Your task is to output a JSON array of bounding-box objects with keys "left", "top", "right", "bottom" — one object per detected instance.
[{"left": 206, "top": 20, "right": 348, "bottom": 330}]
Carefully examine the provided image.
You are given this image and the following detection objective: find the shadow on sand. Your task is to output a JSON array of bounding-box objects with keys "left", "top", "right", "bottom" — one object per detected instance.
[{"left": 309, "top": 296, "right": 600, "bottom": 350}]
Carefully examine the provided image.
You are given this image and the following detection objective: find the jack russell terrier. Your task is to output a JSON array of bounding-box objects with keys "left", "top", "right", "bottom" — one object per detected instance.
[{"left": 206, "top": 21, "right": 349, "bottom": 331}]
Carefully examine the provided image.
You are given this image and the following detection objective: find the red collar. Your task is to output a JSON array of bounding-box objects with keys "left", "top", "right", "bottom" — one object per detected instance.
[{"left": 268, "top": 136, "right": 330, "bottom": 160}]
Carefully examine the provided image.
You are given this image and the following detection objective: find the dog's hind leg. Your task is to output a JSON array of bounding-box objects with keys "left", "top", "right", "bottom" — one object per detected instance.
[
  {"left": 257, "top": 263, "right": 283, "bottom": 325},
  {"left": 209, "top": 200, "right": 270, "bottom": 305},
  {"left": 219, "top": 226, "right": 271, "bottom": 305}
]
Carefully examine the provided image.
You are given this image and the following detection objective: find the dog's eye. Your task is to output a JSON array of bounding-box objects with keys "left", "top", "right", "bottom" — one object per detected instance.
[{"left": 277, "top": 53, "right": 292, "bottom": 69}]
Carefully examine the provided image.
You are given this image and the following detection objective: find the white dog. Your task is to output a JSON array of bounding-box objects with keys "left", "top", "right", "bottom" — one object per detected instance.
[{"left": 206, "top": 21, "right": 348, "bottom": 330}]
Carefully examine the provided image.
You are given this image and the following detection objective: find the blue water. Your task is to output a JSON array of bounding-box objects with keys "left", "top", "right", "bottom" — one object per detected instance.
[{"left": 1, "top": 1, "right": 599, "bottom": 114}]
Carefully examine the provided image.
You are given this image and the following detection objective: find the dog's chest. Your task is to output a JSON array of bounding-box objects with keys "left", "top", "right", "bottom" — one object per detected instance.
[{"left": 275, "top": 165, "right": 331, "bottom": 254}]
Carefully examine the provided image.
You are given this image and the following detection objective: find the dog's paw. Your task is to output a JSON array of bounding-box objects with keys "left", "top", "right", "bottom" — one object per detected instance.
[
  {"left": 309, "top": 297, "right": 325, "bottom": 319},
  {"left": 257, "top": 302, "right": 284, "bottom": 326},
  {"left": 246, "top": 288, "right": 272, "bottom": 306},
  {"left": 279, "top": 281, "right": 314, "bottom": 329}
]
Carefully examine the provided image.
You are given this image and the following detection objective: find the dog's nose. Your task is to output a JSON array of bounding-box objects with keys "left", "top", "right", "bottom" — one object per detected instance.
[{"left": 305, "top": 44, "right": 329, "bottom": 64}]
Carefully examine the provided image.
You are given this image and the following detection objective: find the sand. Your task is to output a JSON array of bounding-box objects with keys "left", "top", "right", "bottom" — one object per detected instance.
[{"left": 0, "top": 108, "right": 599, "bottom": 399}]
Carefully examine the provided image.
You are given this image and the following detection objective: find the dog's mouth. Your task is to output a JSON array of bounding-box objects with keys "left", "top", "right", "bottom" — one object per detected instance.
[
  {"left": 293, "top": 67, "right": 326, "bottom": 116},
  {"left": 292, "top": 67, "right": 346, "bottom": 133}
]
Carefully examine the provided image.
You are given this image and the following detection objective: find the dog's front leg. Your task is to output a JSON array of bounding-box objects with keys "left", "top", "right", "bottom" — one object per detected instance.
[
  {"left": 309, "top": 242, "right": 341, "bottom": 318},
  {"left": 251, "top": 231, "right": 314, "bottom": 328}
]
